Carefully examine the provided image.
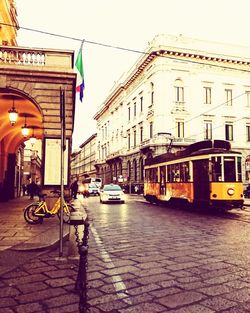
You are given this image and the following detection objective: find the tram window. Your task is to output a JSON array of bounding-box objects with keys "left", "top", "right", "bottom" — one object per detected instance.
[
  {"left": 167, "top": 164, "right": 181, "bottom": 182},
  {"left": 149, "top": 167, "right": 158, "bottom": 182},
  {"left": 160, "top": 166, "right": 166, "bottom": 183},
  {"left": 224, "top": 157, "right": 236, "bottom": 182},
  {"left": 211, "top": 157, "right": 222, "bottom": 182},
  {"left": 237, "top": 157, "right": 242, "bottom": 182},
  {"left": 180, "top": 162, "right": 190, "bottom": 182}
]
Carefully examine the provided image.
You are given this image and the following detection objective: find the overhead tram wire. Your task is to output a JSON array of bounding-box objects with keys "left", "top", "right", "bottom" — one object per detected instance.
[
  {"left": 156, "top": 91, "right": 246, "bottom": 137},
  {"left": 2, "top": 22, "right": 250, "bottom": 74},
  {"left": 2, "top": 22, "right": 250, "bottom": 139}
]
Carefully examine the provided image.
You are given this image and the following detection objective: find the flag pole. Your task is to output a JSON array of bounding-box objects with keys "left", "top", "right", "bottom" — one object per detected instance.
[{"left": 59, "top": 87, "right": 66, "bottom": 257}]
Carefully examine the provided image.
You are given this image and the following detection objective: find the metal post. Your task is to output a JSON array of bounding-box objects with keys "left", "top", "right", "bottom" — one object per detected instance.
[
  {"left": 59, "top": 88, "right": 65, "bottom": 257},
  {"left": 70, "top": 216, "right": 89, "bottom": 313}
]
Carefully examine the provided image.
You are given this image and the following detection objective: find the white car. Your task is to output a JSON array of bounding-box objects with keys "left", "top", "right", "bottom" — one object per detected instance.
[{"left": 100, "top": 184, "right": 125, "bottom": 204}]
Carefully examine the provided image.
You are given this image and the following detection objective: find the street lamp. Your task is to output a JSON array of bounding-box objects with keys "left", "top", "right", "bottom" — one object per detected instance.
[
  {"left": 21, "top": 115, "right": 29, "bottom": 137},
  {"left": 8, "top": 98, "right": 18, "bottom": 126},
  {"left": 30, "top": 127, "right": 36, "bottom": 146}
]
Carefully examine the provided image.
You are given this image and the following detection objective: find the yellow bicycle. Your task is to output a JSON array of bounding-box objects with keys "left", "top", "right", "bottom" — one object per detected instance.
[{"left": 24, "top": 190, "right": 74, "bottom": 224}]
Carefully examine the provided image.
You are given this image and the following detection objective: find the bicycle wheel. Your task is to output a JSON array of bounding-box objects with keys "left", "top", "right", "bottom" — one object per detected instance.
[
  {"left": 24, "top": 204, "right": 43, "bottom": 224},
  {"left": 57, "top": 204, "right": 75, "bottom": 223}
]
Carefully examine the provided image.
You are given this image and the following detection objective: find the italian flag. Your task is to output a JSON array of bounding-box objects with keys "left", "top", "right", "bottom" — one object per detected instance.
[{"left": 75, "top": 42, "right": 85, "bottom": 102}]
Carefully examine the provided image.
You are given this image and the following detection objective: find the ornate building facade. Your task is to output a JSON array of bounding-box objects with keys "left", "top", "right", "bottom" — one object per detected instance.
[
  {"left": 0, "top": 1, "right": 76, "bottom": 200},
  {"left": 94, "top": 34, "right": 250, "bottom": 191}
]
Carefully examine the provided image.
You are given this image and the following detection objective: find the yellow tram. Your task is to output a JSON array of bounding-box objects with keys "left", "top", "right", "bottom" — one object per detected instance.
[{"left": 144, "top": 140, "right": 244, "bottom": 210}]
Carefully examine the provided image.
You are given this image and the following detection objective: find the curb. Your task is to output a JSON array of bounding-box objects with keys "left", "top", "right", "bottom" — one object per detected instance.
[{"left": 11, "top": 231, "right": 69, "bottom": 252}]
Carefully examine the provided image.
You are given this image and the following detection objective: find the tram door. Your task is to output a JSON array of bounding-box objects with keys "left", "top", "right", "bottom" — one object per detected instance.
[{"left": 193, "top": 159, "right": 210, "bottom": 204}]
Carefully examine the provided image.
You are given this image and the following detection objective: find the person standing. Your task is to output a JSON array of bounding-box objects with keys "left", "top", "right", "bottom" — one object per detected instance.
[
  {"left": 70, "top": 180, "right": 78, "bottom": 199},
  {"left": 27, "top": 181, "right": 38, "bottom": 200}
]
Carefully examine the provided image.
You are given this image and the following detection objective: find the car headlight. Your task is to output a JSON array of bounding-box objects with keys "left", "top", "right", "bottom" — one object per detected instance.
[
  {"left": 102, "top": 193, "right": 109, "bottom": 200},
  {"left": 227, "top": 188, "right": 235, "bottom": 196}
]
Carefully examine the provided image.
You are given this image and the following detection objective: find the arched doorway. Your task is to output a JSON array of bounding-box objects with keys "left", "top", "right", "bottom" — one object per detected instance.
[{"left": 0, "top": 91, "right": 43, "bottom": 200}]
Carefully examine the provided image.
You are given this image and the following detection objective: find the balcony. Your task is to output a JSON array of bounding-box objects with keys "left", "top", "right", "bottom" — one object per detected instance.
[
  {"left": 171, "top": 101, "right": 188, "bottom": 114},
  {"left": 0, "top": 45, "right": 74, "bottom": 71}
]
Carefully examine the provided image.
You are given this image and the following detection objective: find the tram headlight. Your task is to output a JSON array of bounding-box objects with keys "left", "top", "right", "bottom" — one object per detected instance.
[{"left": 227, "top": 188, "right": 235, "bottom": 196}]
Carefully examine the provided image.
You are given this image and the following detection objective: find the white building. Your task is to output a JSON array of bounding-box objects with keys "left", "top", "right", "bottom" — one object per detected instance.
[
  {"left": 70, "top": 134, "right": 97, "bottom": 183},
  {"left": 94, "top": 34, "right": 250, "bottom": 191}
]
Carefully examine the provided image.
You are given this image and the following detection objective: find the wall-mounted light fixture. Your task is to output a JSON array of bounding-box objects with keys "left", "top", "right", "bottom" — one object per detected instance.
[{"left": 8, "top": 98, "right": 18, "bottom": 126}]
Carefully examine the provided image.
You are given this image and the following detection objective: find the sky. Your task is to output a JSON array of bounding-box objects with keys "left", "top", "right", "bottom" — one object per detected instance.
[{"left": 15, "top": 0, "right": 250, "bottom": 149}]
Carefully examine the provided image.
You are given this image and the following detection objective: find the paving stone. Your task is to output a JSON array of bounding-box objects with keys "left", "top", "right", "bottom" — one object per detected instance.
[
  {"left": 15, "top": 302, "right": 44, "bottom": 313},
  {"left": 0, "top": 286, "right": 20, "bottom": 297},
  {"left": 44, "top": 269, "right": 76, "bottom": 278},
  {"left": 45, "top": 277, "right": 75, "bottom": 287},
  {"left": 0, "top": 297, "right": 17, "bottom": 307},
  {"left": 43, "top": 293, "right": 79, "bottom": 307},
  {"left": 119, "top": 301, "right": 166, "bottom": 312},
  {"left": 223, "top": 287, "right": 250, "bottom": 302},
  {"left": 126, "top": 283, "right": 159, "bottom": 295},
  {"left": 14, "top": 287, "right": 66, "bottom": 304},
  {"left": 167, "top": 303, "right": 215, "bottom": 313},
  {"left": 198, "top": 284, "right": 233, "bottom": 296},
  {"left": 156, "top": 290, "right": 206, "bottom": 309},
  {"left": 17, "top": 282, "right": 48, "bottom": 293},
  {"left": 200, "top": 296, "right": 238, "bottom": 311}
]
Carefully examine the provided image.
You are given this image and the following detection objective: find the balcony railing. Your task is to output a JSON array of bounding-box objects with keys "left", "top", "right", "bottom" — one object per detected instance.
[
  {"left": 171, "top": 101, "right": 187, "bottom": 113},
  {"left": 0, "top": 45, "right": 74, "bottom": 69}
]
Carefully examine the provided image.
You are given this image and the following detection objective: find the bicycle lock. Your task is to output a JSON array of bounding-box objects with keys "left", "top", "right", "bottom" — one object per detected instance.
[{"left": 69, "top": 211, "right": 90, "bottom": 313}]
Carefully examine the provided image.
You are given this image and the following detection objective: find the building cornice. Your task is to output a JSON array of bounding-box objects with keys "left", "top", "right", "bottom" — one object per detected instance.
[{"left": 94, "top": 38, "right": 250, "bottom": 121}]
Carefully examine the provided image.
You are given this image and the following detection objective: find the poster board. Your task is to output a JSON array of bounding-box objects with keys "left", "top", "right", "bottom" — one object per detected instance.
[{"left": 43, "top": 138, "right": 69, "bottom": 186}]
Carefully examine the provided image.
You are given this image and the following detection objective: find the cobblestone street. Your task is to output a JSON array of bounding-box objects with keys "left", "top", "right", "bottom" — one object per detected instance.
[{"left": 2, "top": 196, "right": 250, "bottom": 312}]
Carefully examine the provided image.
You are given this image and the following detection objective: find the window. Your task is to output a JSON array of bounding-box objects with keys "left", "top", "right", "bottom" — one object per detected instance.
[
  {"left": 225, "top": 89, "right": 232, "bottom": 106},
  {"left": 247, "top": 125, "right": 250, "bottom": 142},
  {"left": 150, "top": 82, "right": 154, "bottom": 106},
  {"left": 140, "top": 126, "right": 143, "bottom": 143},
  {"left": 140, "top": 96, "right": 143, "bottom": 112},
  {"left": 127, "top": 161, "right": 131, "bottom": 180},
  {"left": 246, "top": 91, "right": 250, "bottom": 107},
  {"left": 134, "top": 102, "right": 136, "bottom": 117},
  {"left": 119, "top": 162, "right": 122, "bottom": 175},
  {"left": 128, "top": 133, "right": 131, "bottom": 149},
  {"left": 204, "top": 121, "right": 212, "bottom": 140},
  {"left": 211, "top": 156, "right": 222, "bottom": 182},
  {"left": 225, "top": 123, "right": 233, "bottom": 141},
  {"left": 133, "top": 129, "right": 136, "bottom": 147},
  {"left": 139, "top": 158, "right": 144, "bottom": 180},
  {"left": 133, "top": 159, "right": 137, "bottom": 181},
  {"left": 176, "top": 120, "right": 184, "bottom": 138},
  {"left": 224, "top": 157, "right": 236, "bottom": 182},
  {"left": 149, "top": 122, "right": 153, "bottom": 139},
  {"left": 204, "top": 87, "right": 211, "bottom": 104},
  {"left": 174, "top": 79, "right": 184, "bottom": 102},
  {"left": 128, "top": 107, "right": 131, "bottom": 121}
]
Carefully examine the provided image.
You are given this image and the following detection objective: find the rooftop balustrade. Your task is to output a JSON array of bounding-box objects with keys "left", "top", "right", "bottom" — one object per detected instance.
[{"left": 0, "top": 45, "right": 74, "bottom": 70}]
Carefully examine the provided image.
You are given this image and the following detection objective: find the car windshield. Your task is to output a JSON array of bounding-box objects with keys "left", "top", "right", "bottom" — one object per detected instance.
[
  {"left": 103, "top": 185, "right": 122, "bottom": 191},
  {"left": 89, "top": 184, "right": 98, "bottom": 188}
]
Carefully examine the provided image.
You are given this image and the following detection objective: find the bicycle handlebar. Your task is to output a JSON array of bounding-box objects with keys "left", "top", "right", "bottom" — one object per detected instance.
[{"left": 50, "top": 190, "right": 61, "bottom": 195}]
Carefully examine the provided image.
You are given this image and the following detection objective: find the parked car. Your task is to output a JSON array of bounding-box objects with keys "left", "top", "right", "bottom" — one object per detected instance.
[{"left": 100, "top": 184, "right": 125, "bottom": 203}]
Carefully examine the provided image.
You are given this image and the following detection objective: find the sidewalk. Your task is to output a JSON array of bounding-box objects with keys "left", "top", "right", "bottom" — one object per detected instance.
[
  {"left": 0, "top": 196, "right": 88, "bottom": 313},
  {"left": 0, "top": 196, "right": 85, "bottom": 276}
]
